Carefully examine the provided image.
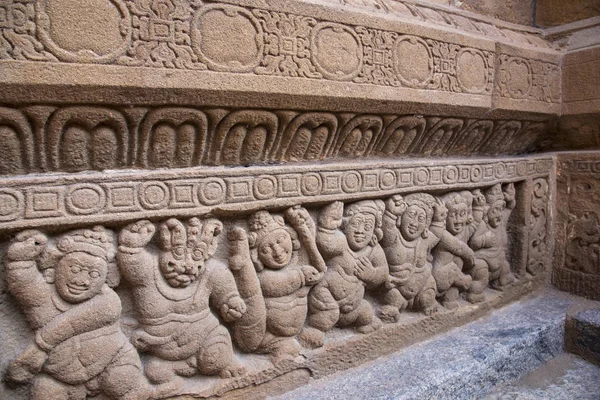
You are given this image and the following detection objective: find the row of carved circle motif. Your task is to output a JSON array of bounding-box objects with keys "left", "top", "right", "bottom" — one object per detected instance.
[
  {"left": 26, "top": 1, "right": 496, "bottom": 93},
  {"left": 0, "top": 160, "right": 553, "bottom": 224}
]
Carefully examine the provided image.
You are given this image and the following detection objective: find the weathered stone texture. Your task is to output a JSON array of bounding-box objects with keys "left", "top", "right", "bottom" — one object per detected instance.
[{"left": 536, "top": 0, "right": 600, "bottom": 28}]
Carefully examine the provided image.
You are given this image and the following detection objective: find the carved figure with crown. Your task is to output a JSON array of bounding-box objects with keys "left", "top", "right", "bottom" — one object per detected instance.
[
  {"left": 117, "top": 218, "right": 247, "bottom": 384},
  {"left": 380, "top": 193, "right": 448, "bottom": 315},
  {"left": 5, "top": 227, "right": 153, "bottom": 400},
  {"left": 469, "top": 183, "right": 517, "bottom": 289},
  {"left": 299, "top": 200, "right": 388, "bottom": 348},
  {"left": 228, "top": 206, "right": 326, "bottom": 363}
]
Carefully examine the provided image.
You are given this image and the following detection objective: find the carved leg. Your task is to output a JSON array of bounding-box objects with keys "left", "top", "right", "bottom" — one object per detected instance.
[
  {"left": 197, "top": 325, "right": 245, "bottom": 378},
  {"left": 416, "top": 277, "right": 438, "bottom": 315},
  {"left": 299, "top": 285, "right": 339, "bottom": 348},
  {"left": 466, "top": 260, "right": 489, "bottom": 303},
  {"left": 442, "top": 287, "right": 460, "bottom": 310},
  {"left": 349, "top": 300, "right": 381, "bottom": 334},
  {"left": 31, "top": 374, "right": 86, "bottom": 400},
  {"left": 495, "top": 260, "right": 517, "bottom": 289},
  {"left": 100, "top": 346, "right": 158, "bottom": 400},
  {"left": 378, "top": 287, "right": 406, "bottom": 323}
]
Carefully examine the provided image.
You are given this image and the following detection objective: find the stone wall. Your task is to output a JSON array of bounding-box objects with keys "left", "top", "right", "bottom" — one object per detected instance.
[{"left": 0, "top": 1, "right": 598, "bottom": 399}]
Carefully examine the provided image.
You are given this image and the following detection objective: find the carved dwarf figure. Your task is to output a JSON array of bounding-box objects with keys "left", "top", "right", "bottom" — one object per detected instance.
[
  {"left": 565, "top": 212, "right": 600, "bottom": 274},
  {"left": 380, "top": 193, "right": 448, "bottom": 315},
  {"left": 117, "top": 218, "right": 247, "bottom": 384},
  {"left": 5, "top": 227, "right": 152, "bottom": 400},
  {"left": 469, "top": 183, "right": 517, "bottom": 289},
  {"left": 431, "top": 191, "right": 488, "bottom": 306},
  {"left": 300, "top": 200, "right": 387, "bottom": 348},
  {"left": 228, "top": 206, "right": 326, "bottom": 363}
]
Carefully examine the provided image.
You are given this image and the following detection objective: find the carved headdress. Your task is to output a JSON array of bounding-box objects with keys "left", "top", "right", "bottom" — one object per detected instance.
[
  {"left": 43, "top": 226, "right": 119, "bottom": 287},
  {"left": 248, "top": 210, "right": 299, "bottom": 271}
]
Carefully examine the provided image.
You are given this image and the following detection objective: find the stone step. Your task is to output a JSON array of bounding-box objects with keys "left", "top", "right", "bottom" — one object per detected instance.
[
  {"left": 565, "top": 305, "right": 600, "bottom": 367},
  {"left": 272, "top": 291, "right": 580, "bottom": 400},
  {"left": 480, "top": 353, "right": 600, "bottom": 400}
]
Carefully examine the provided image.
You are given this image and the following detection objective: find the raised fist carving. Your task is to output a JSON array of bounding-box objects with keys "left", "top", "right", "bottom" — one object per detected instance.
[
  {"left": 119, "top": 220, "right": 156, "bottom": 249},
  {"left": 7, "top": 230, "right": 48, "bottom": 261}
]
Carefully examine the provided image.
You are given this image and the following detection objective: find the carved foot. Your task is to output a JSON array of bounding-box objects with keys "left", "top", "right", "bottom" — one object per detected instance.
[
  {"left": 442, "top": 300, "right": 460, "bottom": 310},
  {"left": 269, "top": 338, "right": 302, "bottom": 366},
  {"left": 378, "top": 305, "right": 400, "bottom": 323},
  {"left": 490, "top": 273, "right": 517, "bottom": 291},
  {"left": 298, "top": 327, "right": 325, "bottom": 349},
  {"left": 356, "top": 316, "right": 382, "bottom": 334},
  {"left": 465, "top": 292, "right": 486, "bottom": 304},
  {"left": 219, "top": 362, "right": 247, "bottom": 379},
  {"left": 423, "top": 303, "right": 439, "bottom": 316}
]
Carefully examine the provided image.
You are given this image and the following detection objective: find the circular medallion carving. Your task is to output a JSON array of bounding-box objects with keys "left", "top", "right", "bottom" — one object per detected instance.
[
  {"left": 517, "top": 161, "right": 527, "bottom": 176},
  {"left": 0, "top": 189, "right": 24, "bottom": 222},
  {"left": 393, "top": 36, "right": 433, "bottom": 88},
  {"left": 254, "top": 175, "right": 277, "bottom": 200},
  {"left": 504, "top": 58, "right": 531, "bottom": 98},
  {"left": 341, "top": 171, "right": 362, "bottom": 193},
  {"left": 35, "top": 0, "right": 131, "bottom": 63},
  {"left": 192, "top": 5, "right": 263, "bottom": 73},
  {"left": 139, "top": 182, "right": 169, "bottom": 210},
  {"left": 494, "top": 162, "right": 507, "bottom": 179},
  {"left": 301, "top": 173, "right": 323, "bottom": 196},
  {"left": 379, "top": 170, "right": 396, "bottom": 190},
  {"left": 66, "top": 184, "right": 106, "bottom": 215},
  {"left": 443, "top": 166, "right": 459, "bottom": 184},
  {"left": 470, "top": 165, "right": 482, "bottom": 183},
  {"left": 311, "top": 23, "right": 362, "bottom": 81},
  {"left": 414, "top": 167, "right": 430, "bottom": 185},
  {"left": 456, "top": 49, "right": 488, "bottom": 94},
  {"left": 198, "top": 178, "right": 226, "bottom": 206}
]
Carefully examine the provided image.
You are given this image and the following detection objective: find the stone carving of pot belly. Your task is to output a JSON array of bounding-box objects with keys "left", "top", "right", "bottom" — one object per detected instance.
[
  {"left": 117, "top": 217, "right": 247, "bottom": 384},
  {"left": 229, "top": 206, "right": 327, "bottom": 363}
]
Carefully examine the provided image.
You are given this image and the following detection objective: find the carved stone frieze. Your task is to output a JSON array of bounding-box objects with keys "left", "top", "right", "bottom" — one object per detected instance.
[
  {"left": 497, "top": 54, "right": 561, "bottom": 103},
  {"left": 0, "top": 105, "right": 555, "bottom": 176},
  {"left": 0, "top": 154, "right": 553, "bottom": 398},
  {"left": 0, "top": 0, "right": 559, "bottom": 101},
  {"left": 0, "top": 156, "right": 553, "bottom": 232},
  {"left": 553, "top": 155, "right": 600, "bottom": 300}
]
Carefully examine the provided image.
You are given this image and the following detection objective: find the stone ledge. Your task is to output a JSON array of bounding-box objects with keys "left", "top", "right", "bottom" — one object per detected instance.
[{"left": 272, "top": 289, "right": 575, "bottom": 400}]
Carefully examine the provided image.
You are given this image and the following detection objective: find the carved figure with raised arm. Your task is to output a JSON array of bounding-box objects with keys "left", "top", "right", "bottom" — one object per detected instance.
[
  {"left": 469, "top": 183, "right": 517, "bottom": 289},
  {"left": 300, "top": 200, "right": 386, "bottom": 348},
  {"left": 117, "top": 217, "right": 246, "bottom": 384},
  {"left": 5, "top": 227, "right": 154, "bottom": 400}
]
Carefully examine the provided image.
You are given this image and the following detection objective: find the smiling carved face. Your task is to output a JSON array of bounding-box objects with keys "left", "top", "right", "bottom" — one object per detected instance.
[
  {"left": 345, "top": 213, "right": 376, "bottom": 251},
  {"left": 258, "top": 229, "right": 293, "bottom": 269},
  {"left": 447, "top": 203, "right": 469, "bottom": 235},
  {"left": 55, "top": 252, "right": 107, "bottom": 303},
  {"left": 400, "top": 205, "right": 428, "bottom": 241}
]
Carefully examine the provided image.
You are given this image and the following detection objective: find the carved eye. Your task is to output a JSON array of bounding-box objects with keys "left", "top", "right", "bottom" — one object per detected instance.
[
  {"left": 172, "top": 246, "right": 185, "bottom": 259},
  {"left": 70, "top": 265, "right": 81, "bottom": 274},
  {"left": 418, "top": 215, "right": 426, "bottom": 223},
  {"left": 89, "top": 270, "right": 101, "bottom": 279}
]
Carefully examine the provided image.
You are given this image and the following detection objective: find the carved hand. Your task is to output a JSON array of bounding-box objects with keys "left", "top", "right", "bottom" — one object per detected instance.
[
  {"left": 286, "top": 206, "right": 312, "bottom": 233},
  {"left": 6, "top": 343, "right": 47, "bottom": 384},
  {"left": 301, "top": 265, "right": 323, "bottom": 285},
  {"left": 354, "top": 256, "right": 376, "bottom": 282},
  {"left": 318, "top": 201, "right": 344, "bottom": 230},
  {"left": 386, "top": 195, "right": 406, "bottom": 216},
  {"left": 7, "top": 230, "right": 48, "bottom": 261},
  {"left": 504, "top": 182, "right": 516, "bottom": 202},
  {"left": 119, "top": 220, "right": 156, "bottom": 249},
  {"left": 432, "top": 198, "right": 448, "bottom": 222},
  {"left": 221, "top": 296, "right": 247, "bottom": 322}
]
